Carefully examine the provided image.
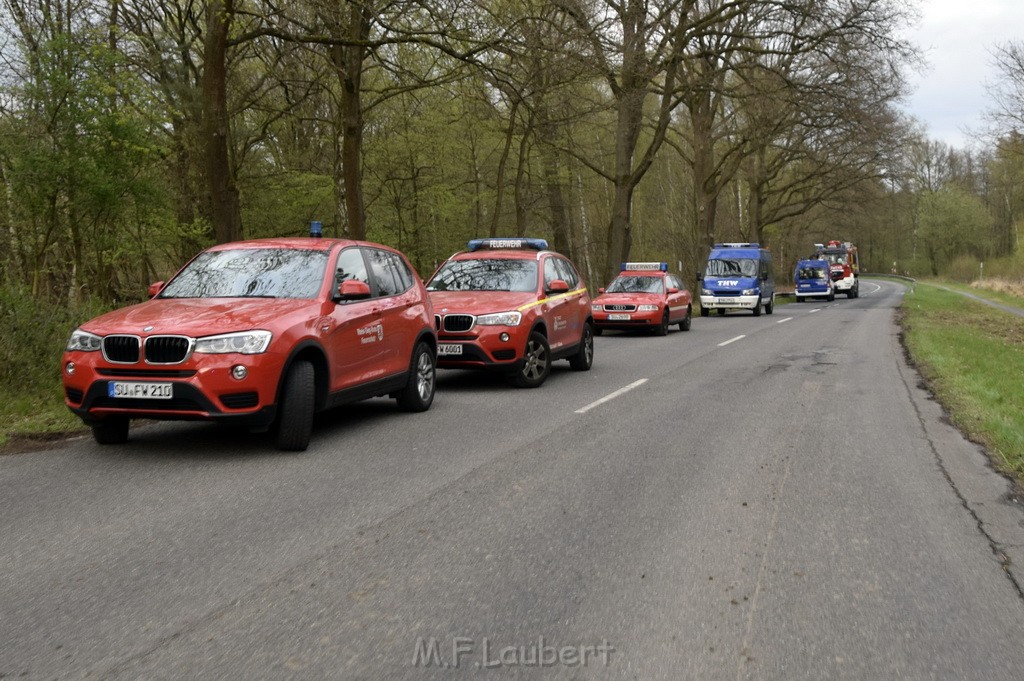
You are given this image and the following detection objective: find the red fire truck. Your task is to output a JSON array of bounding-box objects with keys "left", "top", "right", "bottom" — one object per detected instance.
[{"left": 813, "top": 240, "right": 860, "bottom": 298}]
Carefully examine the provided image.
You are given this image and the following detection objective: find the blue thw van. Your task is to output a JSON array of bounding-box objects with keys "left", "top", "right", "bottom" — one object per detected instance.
[
  {"left": 699, "top": 243, "right": 775, "bottom": 317},
  {"left": 793, "top": 259, "right": 835, "bottom": 302}
]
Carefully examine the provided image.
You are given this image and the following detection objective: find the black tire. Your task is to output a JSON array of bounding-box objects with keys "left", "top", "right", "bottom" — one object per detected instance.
[
  {"left": 508, "top": 331, "right": 551, "bottom": 388},
  {"left": 700, "top": 307, "right": 710, "bottom": 317},
  {"left": 654, "top": 310, "right": 669, "bottom": 336},
  {"left": 752, "top": 297, "right": 762, "bottom": 316},
  {"left": 717, "top": 308, "right": 726, "bottom": 316},
  {"left": 396, "top": 342, "right": 435, "bottom": 412},
  {"left": 569, "top": 323, "right": 594, "bottom": 371},
  {"left": 678, "top": 306, "right": 692, "bottom": 331},
  {"left": 275, "top": 360, "right": 315, "bottom": 451},
  {"left": 827, "top": 291, "right": 835, "bottom": 302},
  {"left": 92, "top": 417, "right": 129, "bottom": 445},
  {"left": 765, "top": 295, "right": 774, "bottom": 315},
  {"left": 593, "top": 327, "right": 604, "bottom": 336}
]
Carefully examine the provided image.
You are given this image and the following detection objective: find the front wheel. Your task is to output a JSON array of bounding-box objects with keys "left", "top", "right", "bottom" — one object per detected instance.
[
  {"left": 752, "top": 297, "right": 762, "bottom": 316},
  {"left": 508, "top": 331, "right": 551, "bottom": 388},
  {"left": 700, "top": 307, "right": 710, "bottom": 318},
  {"left": 275, "top": 360, "right": 315, "bottom": 451},
  {"left": 396, "top": 342, "right": 436, "bottom": 412},
  {"left": 717, "top": 308, "right": 726, "bottom": 316},
  {"left": 92, "top": 417, "right": 129, "bottom": 445},
  {"left": 569, "top": 323, "right": 594, "bottom": 371},
  {"left": 654, "top": 310, "right": 669, "bottom": 336},
  {"left": 678, "top": 307, "right": 692, "bottom": 331}
]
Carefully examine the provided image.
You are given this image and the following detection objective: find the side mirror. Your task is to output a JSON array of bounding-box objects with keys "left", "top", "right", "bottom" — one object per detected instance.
[
  {"left": 336, "top": 279, "right": 371, "bottom": 301},
  {"left": 148, "top": 281, "right": 165, "bottom": 298},
  {"left": 668, "top": 287, "right": 679, "bottom": 294},
  {"left": 547, "top": 279, "right": 570, "bottom": 294},
  {"left": 598, "top": 287, "right": 606, "bottom": 294}
]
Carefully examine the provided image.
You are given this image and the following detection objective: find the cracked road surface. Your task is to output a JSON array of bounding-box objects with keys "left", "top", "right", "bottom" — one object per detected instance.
[{"left": 3, "top": 279, "right": 1024, "bottom": 679}]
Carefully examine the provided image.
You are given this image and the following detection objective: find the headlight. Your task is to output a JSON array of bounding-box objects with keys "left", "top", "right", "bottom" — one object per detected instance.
[
  {"left": 637, "top": 304, "right": 659, "bottom": 311},
  {"left": 475, "top": 311, "right": 522, "bottom": 326},
  {"left": 742, "top": 288, "right": 758, "bottom": 296},
  {"left": 591, "top": 304, "right": 603, "bottom": 312},
  {"left": 701, "top": 289, "right": 712, "bottom": 296},
  {"left": 194, "top": 330, "right": 272, "bottom": 354},
  {"left": 66, "top": 329, "right": 102, "bottom": 352}
]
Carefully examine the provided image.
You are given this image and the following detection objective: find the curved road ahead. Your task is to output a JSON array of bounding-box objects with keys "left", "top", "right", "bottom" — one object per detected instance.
[{"left": 3, "top": 279, "right": 1024, "bottom": 679}]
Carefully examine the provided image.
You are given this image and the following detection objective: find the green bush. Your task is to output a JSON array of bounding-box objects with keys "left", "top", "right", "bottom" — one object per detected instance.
[{"left": 0, "top": 286, "right": 112, "bottom": 440}]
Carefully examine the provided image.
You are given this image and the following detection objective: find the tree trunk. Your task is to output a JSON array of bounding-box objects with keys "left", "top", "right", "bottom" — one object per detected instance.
[
  {"left": 202, "top": 0, "right": 242, "bottom": 243},
  {"left": 330, "top": 3, "right": 370, "bottom": 240}
]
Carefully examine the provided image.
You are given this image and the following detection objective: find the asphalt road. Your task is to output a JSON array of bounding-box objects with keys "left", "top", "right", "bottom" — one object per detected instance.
[{"left": 3, "top": 279, "right": 1024, "bottom": 680}]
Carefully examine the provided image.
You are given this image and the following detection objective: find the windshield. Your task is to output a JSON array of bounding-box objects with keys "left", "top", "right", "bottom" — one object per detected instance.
[
  {"left": 797, "top": 266, "right": 828, "bottom": 280},
  {"left": 427, "top": 259, "right": 538, "bottom": 292},
  {"left": 159, "top": 248, "right": 329, "bottom": 299},
  {"left": 821, "top": 251, "right": 847, "bottom": 265},
  {"left": 606, "top": 275, "right": 664, "bottom": 294},
  {"left": 705, "top": 258, "right": 757, "bottom": 278}
]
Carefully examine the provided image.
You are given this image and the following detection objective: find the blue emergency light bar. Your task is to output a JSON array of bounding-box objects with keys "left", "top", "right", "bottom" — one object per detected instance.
[
  {"left": 621, "top": 261, "right": 668, "bottom": 271},
  {"left": 467, "top": 238, "right": 548, "bottom": 251},
  {"left": 713, "top": 242, "right": 759, "bottom": 248}
]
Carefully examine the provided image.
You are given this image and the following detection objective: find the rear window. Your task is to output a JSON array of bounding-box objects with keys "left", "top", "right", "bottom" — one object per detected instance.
[{"left": 797, "top": 266, "right": 828, "bottom": 280}]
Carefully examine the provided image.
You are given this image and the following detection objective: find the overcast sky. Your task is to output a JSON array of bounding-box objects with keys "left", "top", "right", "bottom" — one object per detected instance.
[{"left": 901, "top": 0, "right": 1024, "bottom": 149}]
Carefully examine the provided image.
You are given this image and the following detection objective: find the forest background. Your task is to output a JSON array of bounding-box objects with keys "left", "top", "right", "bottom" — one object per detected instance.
[{"left": 3, "top": 0, "right": 1024, "bottom": 433}]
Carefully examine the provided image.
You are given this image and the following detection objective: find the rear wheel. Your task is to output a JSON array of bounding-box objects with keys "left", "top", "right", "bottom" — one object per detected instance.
[
  {"left": 396, "top": 342, "right": 435, "bottom": 412},
  {"left": 717, "top": 308, "right": 726, "bottom": 316},
  {"left": 827, "top": 290, "right": 835, "bottom": 302},
  {"left": 569, "top": 323, "right": 594, "bottom": 371},
  {"left": 91, "top": 417, "right": 129, "bottom": 445},
  {"left": 509, "top": 331, "right": 551, "bottom": 388},
  {"left": 678, "top": 307, "right": 692, "bottom": 331},
  {"left": 765, "top": 295, "right": 774, "bottom": 315},
  {"left": 275, "top": 360, "right": 315, "bottom": 451}
]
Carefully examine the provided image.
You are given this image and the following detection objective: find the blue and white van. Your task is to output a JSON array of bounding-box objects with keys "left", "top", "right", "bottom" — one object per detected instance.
[
  {"left": 793, "top": 259, "right": 835, "bottom": 302},
  {"left": 699, "top": 243, "right": 775, "bottom": 316}
]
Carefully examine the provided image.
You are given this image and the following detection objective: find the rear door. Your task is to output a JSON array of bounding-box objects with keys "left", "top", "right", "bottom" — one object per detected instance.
[{"left": 365, "top": 247, "right": 420, "bottom": 378}]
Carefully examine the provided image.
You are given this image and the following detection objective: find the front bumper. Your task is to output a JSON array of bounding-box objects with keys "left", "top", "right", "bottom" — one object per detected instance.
[
  {"left": 62, "top": 351, "right": 283, "bottom": 426},
  {"left": 435, "top": 327, "right": 526, "bottom": 370},
  {"left": 700, "top": 294, "right": 759, "bottom": 310},
  {"left": 795, "top": 286, "right": 831, "bottom": 298},
  {"left": 592, "top": 308, "right": 661, "bottom": 328}
]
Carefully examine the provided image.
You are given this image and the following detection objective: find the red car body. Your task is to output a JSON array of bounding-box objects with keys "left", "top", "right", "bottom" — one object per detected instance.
[
  {"left": 426, "top": 238, "right": 594, "bottom": 388},
  {"left": 591, "top": 263, "right": 693, "bottom": 335},
  {"left": 62, "top": 237, "right": 437, "bottom": 450}
]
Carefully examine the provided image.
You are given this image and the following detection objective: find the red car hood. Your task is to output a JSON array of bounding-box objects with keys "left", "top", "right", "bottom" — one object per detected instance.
[
  {"left": 429, "top": 290, "right": 539, "bottom": 314},
  {"left": 594, "top": 292, "right": 662, "bottom": 305},
  {"left": 80, "top": 297, "right": 320, "bottom": 337}
]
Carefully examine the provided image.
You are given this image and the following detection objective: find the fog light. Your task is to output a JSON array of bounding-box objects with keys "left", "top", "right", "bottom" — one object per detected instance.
[
  {"left": 231, "top": 365, "right": 248, "bottom": 380},
  {"left": 499, "top": 333, "right": 510, "bottom": 342},
  {"left": 65, "top": 362, "right": 76, "bottom": 375}
]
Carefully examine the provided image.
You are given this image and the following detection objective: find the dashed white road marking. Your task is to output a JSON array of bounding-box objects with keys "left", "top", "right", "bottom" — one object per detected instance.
[
  {"left": 718, "top": 335, "right": 746, "bottom": 347},
  {"left": 809, "top": 308, "right": 821, "bottom": 313},
  {"left": 777, "top": 317, "right": 793, "bottom": 324},
  {"left": 575, "top": 379, "right": 649, "bottom": 414}
]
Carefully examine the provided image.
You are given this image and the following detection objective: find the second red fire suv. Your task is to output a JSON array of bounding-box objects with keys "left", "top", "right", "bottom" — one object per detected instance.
[{"left": 426, "top": 238, "right": 594, "bottom": 388}]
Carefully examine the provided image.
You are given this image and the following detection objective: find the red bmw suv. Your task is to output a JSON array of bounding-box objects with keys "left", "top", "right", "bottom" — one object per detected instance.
[
  {"left": 426, "top": 238, "right": 594, "bottom": 388},
  {"left": 62, "top": 238, "right": 437, "bottom": 451}
]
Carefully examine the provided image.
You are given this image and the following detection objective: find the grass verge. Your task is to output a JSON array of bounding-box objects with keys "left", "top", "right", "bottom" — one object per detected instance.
[{"left": 901, "top": 283, "right": 1024, "bottom": 480}]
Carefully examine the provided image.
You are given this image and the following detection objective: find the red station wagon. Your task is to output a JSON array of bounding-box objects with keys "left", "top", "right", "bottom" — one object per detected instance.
[
  {"left": 62, "top": 237, "right": 437, "bottom": 451},
  {"left": 426, "top": 238, "right": 594, "bottom": 388},
  {"left": 591, "top": 262, "right": 693, "bottom": 335}
]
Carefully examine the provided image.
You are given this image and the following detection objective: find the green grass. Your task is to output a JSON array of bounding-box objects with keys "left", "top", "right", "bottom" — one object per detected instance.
[
  {"left": 925, "top": 280, "right": 1024, "bottom": 308},
  {"left": 901, "top": 284, "right": 1024, "bottom": 480}
]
